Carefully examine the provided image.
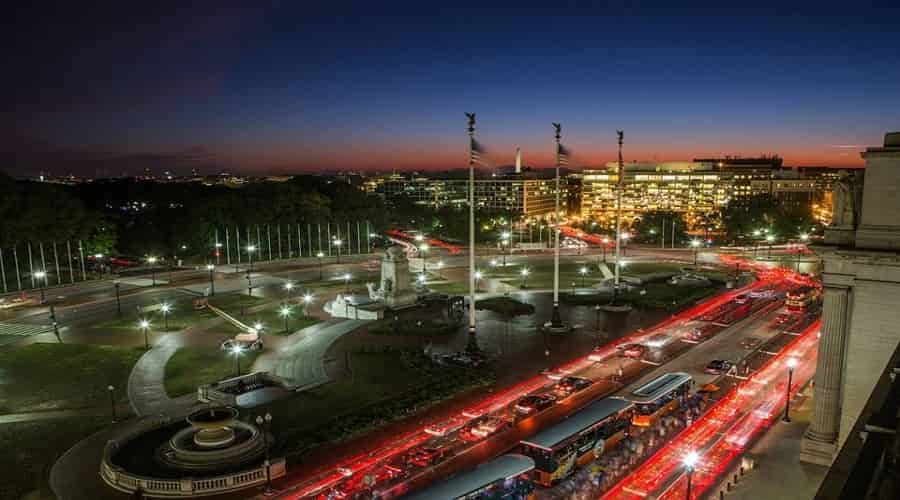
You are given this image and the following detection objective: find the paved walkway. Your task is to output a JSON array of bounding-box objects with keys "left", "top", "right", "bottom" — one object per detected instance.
[
  {"left": 252, "top": 319, "right": 368, "bottom": 391},
  {"left": 126, "top": 332, "right": 197, "bottom": 416}
]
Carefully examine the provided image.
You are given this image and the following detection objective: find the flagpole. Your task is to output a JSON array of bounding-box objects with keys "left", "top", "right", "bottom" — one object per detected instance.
[
  {"left": 466, "top": 113, "right": 478, "bottom": 353},
  {"left": 550, "top": 123, "right": 563, "bottom": 327},
  {"left": 613, "top": 130, "right": 624, "bottom": 302}
]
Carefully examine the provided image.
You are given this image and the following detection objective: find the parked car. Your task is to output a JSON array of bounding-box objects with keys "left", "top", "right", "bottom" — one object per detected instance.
[
  {"left": 221, "top": 335, "right": 263, "bottom": 351},
  {"left": 619, "top": 343, "right": 648, "bottom": 359},
  {"left": 514, "top": 394, "right": 556, "bottom": 415},
  {"left": 408, "top": 447, "right": 444, "bottom": 467},
  {"left": 705, "top": 359, "right": 734, "bottom": 375},
  {"left": 555, "top": 376, "right": 593, "bottom": 396}
]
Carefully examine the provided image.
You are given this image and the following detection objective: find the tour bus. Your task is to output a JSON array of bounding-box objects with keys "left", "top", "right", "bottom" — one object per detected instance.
[
  {"left": 403, "top": 454, "right": 536, "bottom": 500},
  {"left": 785, "top": 285, "right": 822, "bottom": 312},
  {"left": 627, "top": 372, "right": 693, "bottom": 427},
  {"left": 518, "top": 398, "right": 634, "bottom": 487}
]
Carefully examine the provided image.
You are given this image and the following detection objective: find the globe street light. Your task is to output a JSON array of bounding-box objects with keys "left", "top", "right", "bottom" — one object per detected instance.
[
  {"left": 334, "top": 239, "right": 343, "bottom": 263},
  {"left": 34, "top": 270, "right": 47, "bottom": 303},
  {"left": 147, "top": 256, "right": 158, "bottom": 286},
  {"left": 797, "top": 233, "right": 809, "bottom": 272},
  {"left": 620, "top": 232, "right": 630, "bottom": 257},
  {"left": 206, "top": 264, "right": 215, "bottom": 296},
  {"left": 107, "top": 385, "right": 117, "bottom": 423},
  {"left": 683, "top": 451, "right": 699, "bottom": 500},
  {"left": 302, "top": 293, "right": 313, "bottom": 318},
  {"left": 343, "top": 273, "right": 352, "bottom": 293},
  {"left": 500, "top": 231, "right": 511, "bottom": 266},
  {"left": 766, "top": 234, "right": 775, "bottom": 258},
  {"left": 520, "top": 267, "right": 530, "bottom": 288},
  {"left": 316, "top": 251, "right": 324, "bottom": 280},
  {"left": 783, "top": 357, "right": 799, "bottom": 422},
  {"left": 419, "top": 243, "right": 430, "bottom": 273},
  {"left": 246, "top": 245, "right": 257, "bottom": 273},
  {"left": 139, "top": 319, "right": 150, "bottom": 349},
  {"left": 752, "top": 229, "right": 762, "bottom": 257},
  {"left": 279, "top": 305, "right": 291, "bottom": 333},
  {"left": 691, "top": 239, "right": 701, "bottom": 266},
  {"left": 255, "top": 413, "right": 274, "bottom": 494},
  {"left": 160, "top": 302, "right": 171, "bottom": 330},
  {"left": 437, "top": 260, "right": 445, "bottom": 279},
  {"left": 579, "top": 266, "right": 589, "bottom": 288},
  {"left": 284, "top": 281, "right": 294, "bottom": 302},
  {"left": 601, "top": 236, "right": 610, "bottom": 263},
  {"left": 474, "top": 270, "right": 483, "bottom": 292}
]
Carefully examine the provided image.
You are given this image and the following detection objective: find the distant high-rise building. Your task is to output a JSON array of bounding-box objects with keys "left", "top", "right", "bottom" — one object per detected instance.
[{"left": 515, "top": 147, "right": 522, "bottom": 174}]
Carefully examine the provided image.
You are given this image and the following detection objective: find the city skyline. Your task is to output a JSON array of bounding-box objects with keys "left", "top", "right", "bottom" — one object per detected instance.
[{"left": 5, "top": 1, "right": 899, "bottom": 176}]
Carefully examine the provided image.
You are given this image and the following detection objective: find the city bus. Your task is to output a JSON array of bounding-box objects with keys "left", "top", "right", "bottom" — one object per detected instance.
[
  {"left": 518, "top": 398, "right": 634, "bottom": 487},
  {"left": 785, "top": 285, "right": 822, "bottom": 312},
  {"left": 627, "top": 372, "right": 693, "bottom": 427},
  {"left": 403, "top": 454, "right": 535, "bottom": 500}
]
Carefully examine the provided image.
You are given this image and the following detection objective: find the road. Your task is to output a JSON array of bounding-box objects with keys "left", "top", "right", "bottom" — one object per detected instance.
[{"left": 267, "top": 258, "right": 813, "bottom": 499}]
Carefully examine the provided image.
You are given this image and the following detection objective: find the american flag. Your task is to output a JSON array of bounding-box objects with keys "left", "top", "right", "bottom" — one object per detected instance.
[
  {"left": 470, "top": 138, "right": 485, "bottom": 165},
  {"left": 557, "top": 143, "right": 572, "bottom": 166}
]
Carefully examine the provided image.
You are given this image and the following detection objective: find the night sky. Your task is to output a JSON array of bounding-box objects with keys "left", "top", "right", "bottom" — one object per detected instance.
[{"left": 4, "top": 1, "right": 899, "bottom": 176}]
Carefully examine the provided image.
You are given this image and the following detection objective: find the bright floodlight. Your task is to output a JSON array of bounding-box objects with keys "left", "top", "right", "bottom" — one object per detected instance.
[
  {"left": 437, "top": 260, "right": 444, "bottom": 268},
  {"left": 247, "top": 245, "right": 256, "bottom": 252},
  {"left": 160, "top": 303, "right": 171, "bottom": 313},
  {"left": 766, "top": 235, "right": 775, "bottom": 243},
  {"left": 691, "top": 239, "right": 701, "bottom": 248},
  {"left": 602, "top": 237, "right": 610, "bottom": 244},
  {"left": 280, "top": 305, "right": 291, "bottom": 316},
  {"left": 417, "top": 274, "right": 426, "bottom": 283},
  {"left": 415, "top": 234, "right": 424, "bottom": 242},
  {"left": 474, "top": 271, "right": 483, "bottom": 279},
  {"left": 334, "top": 239, "right": 342, "bottom": 246},
  {"left": 490, "top": 259, "right": 498, "bottom": 267},
  {"left": 34, "top": 271, "right": 47, "bottom": 279},
  {"left": 147, "top": 256, "right": 158, "bottom": 264},
  {"left": 420, "top": 243, "right": 430, "bottom": 251},
  {"left": 284, "top": 282, "right": 294, "bottom": 290},
  {"left": 94, "top": 253, "right": 104, "bottom": 259},
  {"left": 521, "top": 268, "right": 530, "bottom": 276},
  {"left": 683, "top": 451, "right": 700, "bottom": 469},
  {"left": 753, "top": 229, "right": 761, "bottom": 236},
  {"left": 215, "top": 242, "right": 223, "bottom": 248},
  {"left": 303, "top": 293, "right": 312, "bottom": 303},
  {"left": 800, "top": 233, "right": 809, "bottom": 241},
  {"left": 620, "top": 232, "right": 630, "bottom": 240},
  {"left": 579, "top": 266, "right": 588, "bottom": 275},
  {"left": 501, "top": 231, "right": 511, "bottom": 239},
  {"left": 316, "top": 251, "right": 324, "bottom": 258},
  {"left": 139, "top": 319, "right": 150, "bottom": 328},
  {"left": 206, "top": 264, "right": 214, "bottom": 270},
  {"left": 253, "top": 322, "right": 263, "bottom": 331},
  {"left": 787, "top": 357, "right": 799, "bottom": 369}
]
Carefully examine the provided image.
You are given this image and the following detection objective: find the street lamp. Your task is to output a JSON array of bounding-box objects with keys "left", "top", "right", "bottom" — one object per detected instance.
[
  {"left": 107, "top": 385, "right": 117, "bottom": 423},
  {"left": 752, "top": 229, "right": 761, "bottom": 257},
  {"left": 520, "top": 267, "right": 530, "bottom": 288},
  {"left": 147, "top": 256, "right": 158, "bottom": 286},
  {"left": 683, "top": 451, "right": 699, "bottom": 500},
  {"left": 594, "top": 304, "right": 602, "bottom": 347},
  {"left": 279, "top": 305, "right": 291, "bottom": 332},
  {"left": 214, "top": 242, "right": 223, "bottom": 265},
  {"left": 316, "top": 251, "right": 324, "bottom": 280},
  {"left": 500, "top": 231, "right": 511, "bottom": 266},
  {"left": 579, "top": 266, "right": 588, "bottom": 288},
  {"left": 139, "top": 319, "right": 150, "bottom": 349},
  {"left": 343, "top": 273, "right": 351, "bottom": 293},
  {"left": 160, "top": 302, "right": 171, "bottom": 330},
  {"left": 766, "top": 234, "right": 775, "bottom": 258},
  {"left": 231, "top": 345, "right": 244, "bottom": 376},
  {"left": 302, "top": 293, "right": 313, "bottom": 318},
  {"left": 246, "top": 245, "right": 256, "bottom": 273},
  {"left": 417, "top": 274, "right": 427, "bottom": 287},
  {"left": 690, "top": 239, "right": 701, "bottom": 266},
  {"left": 284, "top": 281, "right": 294, "bottom": 302},
  {"left": 419, "top": 243, "right": 429, "bottom": 273},
  {"left": 255, "top": 413, "right": 274, "bottom": 494},
  {"left": 783, "top": 357, "right": 798, "bottom": 422},
  {"left": 334, "top": 239, "right": 343, "bottom": 263},
  {"left": 206, "top": 264, "right": 215, "bottom": 296},
  {"left": 601, "top": 236, "right": 609, "bottom": 263},
  {"left": 34, "top": 270, "right": 47, "bottom": 303},
  {"left": 437, "top": 260, "right": 445, "bottom": 279},
  {"left": 474, "top": 270, "right": 483, "bottom": 292},
  {"left": 797, "top": 233, "right": 809, "bottom": 272},
  {"left": 621, "top": 232, "right": 630, "bottom": 257}
]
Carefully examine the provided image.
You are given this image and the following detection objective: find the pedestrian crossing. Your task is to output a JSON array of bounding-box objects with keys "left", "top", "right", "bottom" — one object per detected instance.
[{"left": 0, "top": 322, "right": 54, "bottom": 346}]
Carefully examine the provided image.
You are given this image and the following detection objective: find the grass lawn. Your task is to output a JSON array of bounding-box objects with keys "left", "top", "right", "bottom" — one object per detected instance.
[
  {"left": 561, "top": 282, "right": 719, "bottom": 310},
  {"left": 0, "top": 343, "right": 144, "bottom": 414},
  {"left": 164, "top": 347, "right": 259, "bottom": 397},
  {"left": 242, "top": 307, "right": 321, "bottom": 336},
  {"left": 475, "top": 296, "right": 535, "bottom": 316},
  {"left": 208, "top": 292, "right": 264, "bottom": 312},
  {"left": 488, "top": 261, "right": 608, "bottom": 289},
  {"left": 367, "top": 318, "right": 457, "bottom": 336},
  {"left": 93, "top": 296, "right": 218, "bottom": 332},
  {"left": 261, "top": 349, "right": 492, "bottom": 458},
  {"left": 427, "top": 282, "right": 471, "bottom": 293},
  {"left": 0, "top": 415, "right": 109, "bottom": 500}
]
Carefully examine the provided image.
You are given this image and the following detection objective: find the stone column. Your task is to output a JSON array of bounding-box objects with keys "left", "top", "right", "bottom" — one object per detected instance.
[{"left": 800, "top": 283, "right": 850, "bottom": 465}]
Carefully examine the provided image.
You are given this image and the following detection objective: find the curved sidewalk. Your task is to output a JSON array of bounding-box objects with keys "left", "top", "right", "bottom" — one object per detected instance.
[{"left": 127, "top": 333, "right": 195, "bottom": 416}]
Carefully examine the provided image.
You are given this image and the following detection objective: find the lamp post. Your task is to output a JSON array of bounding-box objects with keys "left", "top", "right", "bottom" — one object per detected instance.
[
  {"left": 107, "top": 385, "right": 117, "bottom": 423},
  {"left": 594, "top": 304, "right": 602, "bottom": 347},
  {"left": 417, "top": 274, "right": 426, "bottom": 288},
  {"left": 783, "top": 357, "right": 798, "bottom": 422},
  {"left": 343, "top": 273, "right": 351, "bottom": 294},
  {"left": 284, "top": 282, "right": 294, "bottom": 302},
  {"left": 215, "top": 242, "right": 222, "bottom": 265},
  {"left": 247, "top": 245, "right": 256, "bottom": 273},
  {"left": 334, "top": 239, "right": 343, "bottom": 263},
  {"left": 691, "top": 239, "right": 701, "bottom": 267},
  {"left": 206, "top": 264, "right": 215, "bottom": 296},
  {"left": 683, "top": 451, "right": 699, "bottom": 500},
  {"left": 474, "top": 271, "right": 483, "bottom": 292},
  {"left": 520, "top": 267, "right": 530, "bottom": 288},
  {"left": 302, "top": 293, "right": 312, "bottom": 318},
  {"left": 139, "top": 319, "right": 150, "bottom": 349},
  {"left": 147, "top": 256, "right": 158, "bottom": 286},
  {"left": 766, "top": 234, "right": 775, "bottom": 259},
  {"left": 95, "top": 253, "right": 105, "bottom": 277},
  {"left": 419, "top": 243, "right": 429, "bottom": 273},
  {"left": 316, "top": 251, "right": 324, "bottom": 280},
  {"left": 620, "top": 232, "right": 630, "bottom": 257},
  {"left": 501, "top": 231, "right": 510, "bottom": 266},
  {"left": 114, "top": 281, "right": 121, "bottom": 315},
  {"left": 231, "top": 345, "right": 244, "bottom": 376},
  {"left": 752, "top": 229, "right": 761, "bottom": 257},
  {"left": 255, "top": 413, "right": 274, "bottom": 495},
  {"left": 160, "top": 302, "right": 171, "bottom": 330},
  {"left": 579, "top": 266, "right": 588, "bottom": 288},
  {"left": 280, "top": 304, "right": 292, "bottom": 332},
  {"left": 34, "top": 270, "right": 47, "bottom": 303},
  {"left": 436, "top": 260, "right": 445, "bottom": 279},
  {"left": 797, "top": 233, "right": 809, "bottom": 272},
  {"left": 602, "top": 237, "right": 609, "bottom": 263}
]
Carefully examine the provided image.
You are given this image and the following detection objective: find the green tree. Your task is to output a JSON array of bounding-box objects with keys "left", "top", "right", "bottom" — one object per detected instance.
[{"left": 633, "top": 211, "right": 687, "bottom": 245}]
